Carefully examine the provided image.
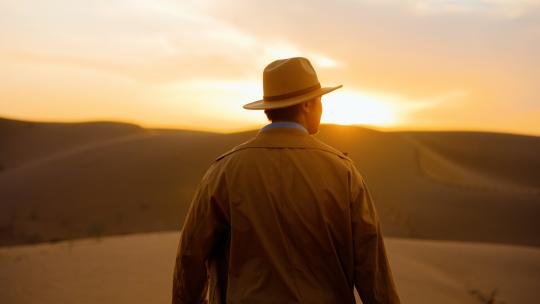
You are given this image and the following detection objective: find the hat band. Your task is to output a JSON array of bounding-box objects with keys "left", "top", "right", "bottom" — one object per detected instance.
[{"left": 264, "top": 83, "right": 321, "bottom": 101}]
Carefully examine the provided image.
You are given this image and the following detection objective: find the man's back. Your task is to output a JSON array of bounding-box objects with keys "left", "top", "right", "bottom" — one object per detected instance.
[{"left": 173, "top": 127, "right": 400, "bottom": 303}]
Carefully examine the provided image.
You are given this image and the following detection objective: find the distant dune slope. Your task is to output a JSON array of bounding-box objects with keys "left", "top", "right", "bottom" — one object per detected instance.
[
  {"left": 317, "top": 126, "right": 540, "bottom": 246},
  {"left": 410, "top": 139, "right": 539, "bottom": 195},
  {"left": 0, "top": 118, "right": 539, "bottom": 246},
  {"left": 400, "top": 131, "right": 540, "bottom": 188},
  {"left": 1, "top": 232, "right": 539, "bottom": 304},
  {"left": 0, "top": 117, "right": 144, "bottom": 170}
]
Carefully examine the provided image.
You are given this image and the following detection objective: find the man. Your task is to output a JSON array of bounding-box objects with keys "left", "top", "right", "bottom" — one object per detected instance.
[{"left": 173, "top": 57, "right": 400, "bottom": 303}]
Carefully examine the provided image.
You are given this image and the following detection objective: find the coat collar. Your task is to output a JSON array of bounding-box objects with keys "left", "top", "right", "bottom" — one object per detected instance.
[{"left": 216, "top": 127, "right": 349, "bottom": 161}]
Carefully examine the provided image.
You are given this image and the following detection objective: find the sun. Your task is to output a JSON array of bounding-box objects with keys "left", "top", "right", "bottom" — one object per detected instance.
[{"left": 321, "top": 90, "right": 398, "bottom": 126}]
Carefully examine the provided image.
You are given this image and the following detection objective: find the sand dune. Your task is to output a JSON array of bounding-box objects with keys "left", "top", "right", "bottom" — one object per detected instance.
[
  {"left": 413, "top": 141, "right": 539, "bottom": 195},
  {"left": 1, "top": 118, "right": 539, "bottom": 303},
  {"left": 1, "top": 232, "right": 539, "bottom": 304},
  {"left": 0, "top": 117, "right": 143, "bottom": 171},
  {"left": 1, "top": 118, "right": 539, "bottom": 247},
  {"left": 399, "top": 131, "right": 540, "bottom": 189}
]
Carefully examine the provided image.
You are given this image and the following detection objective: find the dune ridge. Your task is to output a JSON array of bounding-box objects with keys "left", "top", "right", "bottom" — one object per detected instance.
[
  {"left": 402, "top": 134, "right": 540, "bottom": 195},
  {"left": 0, "top": 117, "right": 144, "bottom": 170},
  {"left": 3, "top": 132, "right": 156, "bottom": 174}
]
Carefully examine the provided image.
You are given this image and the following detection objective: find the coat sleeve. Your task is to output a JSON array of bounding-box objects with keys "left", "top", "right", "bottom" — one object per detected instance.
[
  {"left": 350, "top": 165, "right": 401, "bottom": 304},
  {"left": 172, "top": 163, "right": 229, "bottom": 304}
]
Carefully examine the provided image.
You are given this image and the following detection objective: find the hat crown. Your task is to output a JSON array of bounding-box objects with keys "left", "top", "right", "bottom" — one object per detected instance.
[{"left": 263, "top": 57, "right": 320, "bottom": 99}]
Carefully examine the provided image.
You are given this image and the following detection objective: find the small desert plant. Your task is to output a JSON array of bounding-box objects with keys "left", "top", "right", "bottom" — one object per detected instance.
[
  {"left": 88, "top": 223, "right": 105, "bottom": 240},
  {"left": 25, "top": 233, "right": 41, "bottom": 244},
  {"left": 48, "top": 238, "right": 63, "bottom": 244},
  {"left": 468, "top": 288, "right": 506, "bottom": 304}
]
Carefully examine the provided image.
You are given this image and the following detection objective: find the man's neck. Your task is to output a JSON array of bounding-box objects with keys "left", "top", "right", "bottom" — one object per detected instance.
[
  {"left": 273, "top": 117, "right": 308, "bottom": 130},
  {"left": 262, "top": 121, "right": 309, "bottom": 134}
]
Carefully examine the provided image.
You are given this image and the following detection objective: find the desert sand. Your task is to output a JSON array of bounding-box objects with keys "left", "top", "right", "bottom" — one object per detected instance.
[
  {"left": 1, "top": 232, "right": 539, "bottom": 304},
  {"left": 1, "top": 118, "right": 539, "bottom": 247},
  {"left": 1, "top": 117, "right": 540, "bottom": 303}
]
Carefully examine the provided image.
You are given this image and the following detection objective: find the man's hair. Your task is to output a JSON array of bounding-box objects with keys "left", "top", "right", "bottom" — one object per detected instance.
[{"left": 264, "top": 99, "right": 315, "bottom": 122}]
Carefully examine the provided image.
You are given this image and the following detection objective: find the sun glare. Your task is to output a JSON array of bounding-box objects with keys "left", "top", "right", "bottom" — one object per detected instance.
[{"left": 321, "top": 90, "right": 398, "bottom": 127}]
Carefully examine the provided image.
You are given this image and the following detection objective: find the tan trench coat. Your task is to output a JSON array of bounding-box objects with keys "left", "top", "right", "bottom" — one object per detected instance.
[{"left": 173, "top": 127, "right": 400, "bottom": 304}]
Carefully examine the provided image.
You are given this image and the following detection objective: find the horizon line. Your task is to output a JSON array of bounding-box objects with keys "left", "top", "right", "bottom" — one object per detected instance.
[{"left": 1, "top": 114, "right": 539, "bottom": 138}]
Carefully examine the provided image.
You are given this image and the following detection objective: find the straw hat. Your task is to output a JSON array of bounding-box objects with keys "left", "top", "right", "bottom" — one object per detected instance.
[{"left": 243, "top": 57, "right": 342, "bottom": 110}]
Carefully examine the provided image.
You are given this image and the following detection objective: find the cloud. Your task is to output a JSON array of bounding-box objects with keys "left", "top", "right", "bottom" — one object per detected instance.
[
  {"left": 360, "top": 0, "right": 540, "bottom": 18},
  {"left": 407, "top": 0, "right": 540, "bottom": 18},
  {"left": 206, "top": 0, "right": 540, "bottom": 101},
  {"left": 0, "top": 0, "right": 340, "bottom": 84}
]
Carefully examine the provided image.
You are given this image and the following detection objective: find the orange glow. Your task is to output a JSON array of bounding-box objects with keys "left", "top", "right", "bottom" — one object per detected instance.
[
  {"left": 0, "top": 0, "right": 538, "bottom": 136},
  {"left": 321, "top": 91, "right": 398, "bottom": 127}
]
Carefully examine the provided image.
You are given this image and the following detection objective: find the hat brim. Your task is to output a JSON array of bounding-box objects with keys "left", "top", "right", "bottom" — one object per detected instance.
[{"left": 243, "top": 85, "right": 343, "bottom": 110}]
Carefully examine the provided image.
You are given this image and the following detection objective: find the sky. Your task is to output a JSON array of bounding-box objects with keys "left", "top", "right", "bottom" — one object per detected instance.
[{"left": 0, "top": 0, "right": 539, "bottom": 135}]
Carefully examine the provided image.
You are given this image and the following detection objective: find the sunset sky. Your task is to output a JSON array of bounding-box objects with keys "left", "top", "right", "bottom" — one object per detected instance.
[{"left": 1, "top": 0, "right": 539, "bottom": 135}]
